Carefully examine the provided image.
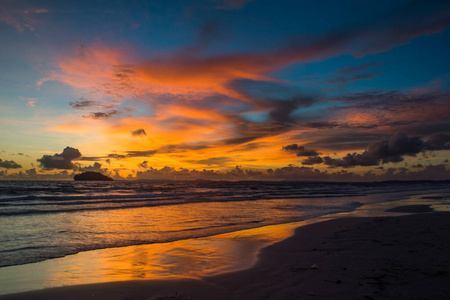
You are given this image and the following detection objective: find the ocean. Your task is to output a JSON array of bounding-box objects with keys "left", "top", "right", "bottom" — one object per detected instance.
[{"left": 1, "top": 180, "right": 449, "bottom": 270}]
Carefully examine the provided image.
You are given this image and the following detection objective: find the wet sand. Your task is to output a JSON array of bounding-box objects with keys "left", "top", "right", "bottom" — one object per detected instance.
[{"left": 2, "top": 209, "right": 450, "bottom": 299}]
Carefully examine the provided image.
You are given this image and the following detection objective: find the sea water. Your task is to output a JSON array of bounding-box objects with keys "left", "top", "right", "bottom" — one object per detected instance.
[{"left": 1, "top": 180, "right": 449, "bottom": 268}]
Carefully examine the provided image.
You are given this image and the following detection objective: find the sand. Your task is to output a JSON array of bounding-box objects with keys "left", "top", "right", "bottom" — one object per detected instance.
[{"left": 2, "top": 209, "right": 450, "bottom": 299}]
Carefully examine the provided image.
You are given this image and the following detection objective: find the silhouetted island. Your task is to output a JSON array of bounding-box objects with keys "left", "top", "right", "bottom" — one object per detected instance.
[{"left": 74, "top": 171, "right": 113, "bottom": 181}]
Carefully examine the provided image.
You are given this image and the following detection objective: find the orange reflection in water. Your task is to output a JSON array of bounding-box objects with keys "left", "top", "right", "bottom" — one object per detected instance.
[
  {"left": 49, "top": 221, "right": 301, "bottom": 282},
  {"left": 0, "top": 221, "right": 306, "bottom": 295}
]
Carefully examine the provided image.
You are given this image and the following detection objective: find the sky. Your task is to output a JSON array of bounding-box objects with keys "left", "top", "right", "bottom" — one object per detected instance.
[{"left": 0, "top": 0, "right": 449, "bottom": 181}]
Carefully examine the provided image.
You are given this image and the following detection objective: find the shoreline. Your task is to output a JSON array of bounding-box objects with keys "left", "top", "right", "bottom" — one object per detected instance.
[
  {"left": 2, "top": 208, "right": 449, "bottom": 299},
  {"left": 2, "top": 187, "right": 445, "bottom": 270},
  {"left": 0, "top": 219, "right": 309, "bottom": 295}
]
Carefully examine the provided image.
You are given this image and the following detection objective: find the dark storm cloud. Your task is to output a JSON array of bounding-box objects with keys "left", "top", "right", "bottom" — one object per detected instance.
[
  {"left": 424, "top": 133, "right": 450, "bottom": 150},
  {"left": 322, "top": 133, "right": 425, "bottom": 167},
  {"left": 37, "top": 146, "right": 81, "bottom": 170},
  {"left": 297, "top": 132, "right": 450, "bottom": 168},
  {"left": 360, "top": 133, "right": 425, "bottom": 160},
  {"left": 301, "top": 156, "right": 324, "bottom": 165},
  {"left": 131, "top": 129, "right": 147, "bottom": 137},
  {"left": 282, "top": 144, "right": 319, "bottom": 157},
  {"left": 0, "top": 159, "right": 22, "bottom": 169},
  {"left": 84, "top": 110, "right": 121, "bottom": 120},
  {"left": 316, "top": 133, "right": 450, "bottom": 168}
]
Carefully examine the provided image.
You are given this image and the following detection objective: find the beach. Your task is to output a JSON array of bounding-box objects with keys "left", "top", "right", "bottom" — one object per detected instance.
[{"left": 2, "top": 206, "right": 449, "bottom": 299}]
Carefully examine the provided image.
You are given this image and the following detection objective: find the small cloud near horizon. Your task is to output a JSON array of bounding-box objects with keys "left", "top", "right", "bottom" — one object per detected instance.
[
  {"left": 0, "top": 159, "right": 22, "bottom": 169},
  {"left": 131, "top": 129, "right": 147, "bottom": 137}
]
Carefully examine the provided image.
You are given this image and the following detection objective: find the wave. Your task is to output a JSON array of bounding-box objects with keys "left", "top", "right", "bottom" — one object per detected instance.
[{"left": 1, "top": 180, "right": 449, "bottom": 268}]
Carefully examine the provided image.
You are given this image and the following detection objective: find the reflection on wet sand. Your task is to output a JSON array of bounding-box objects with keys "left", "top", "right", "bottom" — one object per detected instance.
[{"left": 0, "top": 221, "right": 304, "bottom": 295}]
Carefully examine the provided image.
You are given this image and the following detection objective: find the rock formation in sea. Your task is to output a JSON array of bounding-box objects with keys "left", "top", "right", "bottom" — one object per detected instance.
[{"left": 74, "top": 171, "right": 114, "bottom": 181}]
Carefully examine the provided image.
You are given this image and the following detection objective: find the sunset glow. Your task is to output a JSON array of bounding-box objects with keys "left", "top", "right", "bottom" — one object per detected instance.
[{"left": 1, "top": 0, "right": 449, "bottom": 181}]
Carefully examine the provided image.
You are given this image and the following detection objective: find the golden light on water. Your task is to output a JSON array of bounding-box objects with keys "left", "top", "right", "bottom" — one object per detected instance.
[{"left": 0, "top": 221, "right": 304, "bottom": 295}]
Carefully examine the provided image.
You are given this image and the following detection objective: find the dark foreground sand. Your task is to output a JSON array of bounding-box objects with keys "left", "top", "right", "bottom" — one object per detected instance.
[{"left": 2, "top": 210, "right": 450, "bottom": 299}]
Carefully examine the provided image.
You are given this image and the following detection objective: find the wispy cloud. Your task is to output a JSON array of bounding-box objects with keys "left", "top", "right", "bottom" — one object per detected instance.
[
  {"left": 42, "top": 3, "right": 450, "bottom": 106},
  {"left": 83, "top": 110, "right": 121, "bottom": 120},
  {"left": 0, "top": 2, "right": 49, "bottom": 32},
  {"left": 69, "top": 99, "right": 98, "bottom": 109},
  {"left": 19, "top": 96, "right": 37, "bottom": 107}
]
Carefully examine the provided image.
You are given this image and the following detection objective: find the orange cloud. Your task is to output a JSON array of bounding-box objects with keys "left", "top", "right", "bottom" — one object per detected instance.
[
  {"left": 38, "top": 35, "right": 349, "bottom": 106},
  {"left": 35, "top": 20, "right": 450, "bottom": 174}
]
